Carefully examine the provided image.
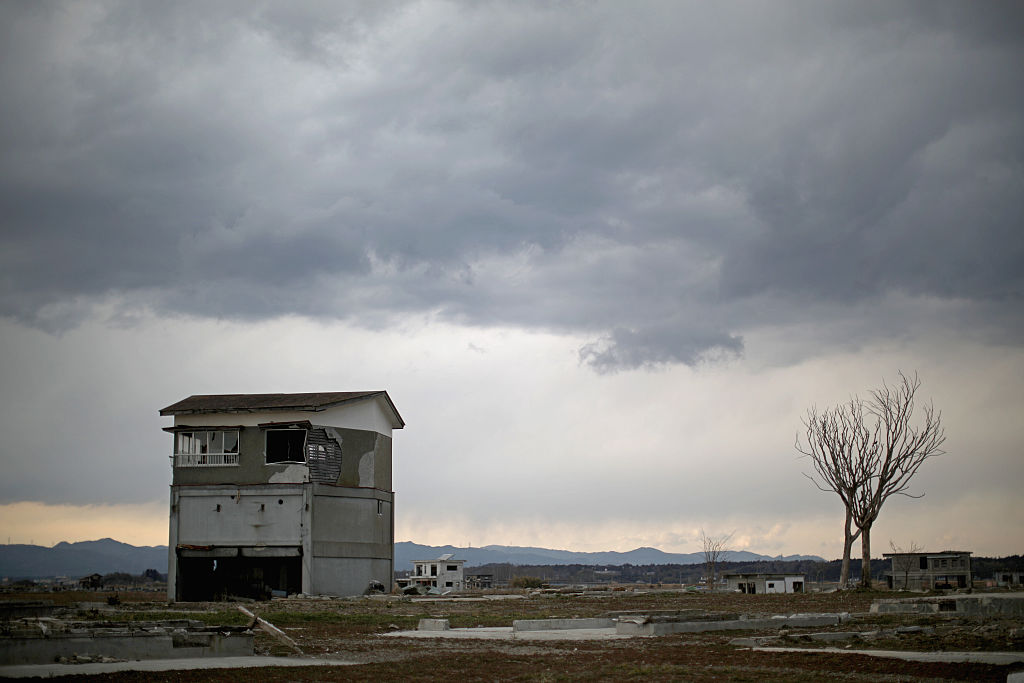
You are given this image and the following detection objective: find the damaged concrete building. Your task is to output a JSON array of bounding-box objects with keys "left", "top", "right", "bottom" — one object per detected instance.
[
  {"left": 161, "top": 391, "right": 404, "bottom": 601},
  {"left": 883, "top": 550, "right": 973, "bottom": 590}
]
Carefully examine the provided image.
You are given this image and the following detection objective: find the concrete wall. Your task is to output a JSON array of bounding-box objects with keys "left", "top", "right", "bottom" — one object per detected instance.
[
  {"left": 309, "top": 484, "right": 393, "bottom": 595},
  {"left": 176, "top": 486, "right": 305, "bottom": 546},
  {"left": 309, "top": 556, "right": 392, "bottom": 596}
]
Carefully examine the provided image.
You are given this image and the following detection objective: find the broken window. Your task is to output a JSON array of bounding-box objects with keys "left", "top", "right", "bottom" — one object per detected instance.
[
  {"left": 176, "top": 430, "right": 239, "bottom": 455},
  {"left": 266, "top": 429, "right": 307, "bottom": 464},
  {"left": 447, "top": 565, "right": 458, "bottom": 572}
]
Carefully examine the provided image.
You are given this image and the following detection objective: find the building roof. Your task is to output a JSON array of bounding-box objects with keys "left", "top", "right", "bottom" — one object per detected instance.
[
  {"left": 724, "top": 573, "right": 805, "bottom": 578},
  {"left": 883, "top": 550, "right": 971, "bottom": 557},
  {"left": 159, "top": 391, "right": 404, "bottom": 427}
]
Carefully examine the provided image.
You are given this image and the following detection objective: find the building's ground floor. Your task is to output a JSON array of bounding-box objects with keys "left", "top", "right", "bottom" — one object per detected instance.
[{"left": 168, "top": 483, "right": 393, "bottom": 600}]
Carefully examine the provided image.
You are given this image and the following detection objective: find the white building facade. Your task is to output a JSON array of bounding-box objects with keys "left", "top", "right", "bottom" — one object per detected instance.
[{"left": 410, "top": 554, "right": 465, "bottom": 592}]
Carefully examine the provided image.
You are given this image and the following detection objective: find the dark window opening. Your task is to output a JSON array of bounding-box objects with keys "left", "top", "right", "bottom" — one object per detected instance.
[
  {"left": 266, "top": 429, "right": 307, "bottom": 464},
  {"left": 431, "top": 564, "right": 437, "bottom": 576},
  {"left": 920, "top": 557, "right": 928, "bottom": 570},
  {"left": 447, "top": 565, "right": 458, "bottom": 572}
]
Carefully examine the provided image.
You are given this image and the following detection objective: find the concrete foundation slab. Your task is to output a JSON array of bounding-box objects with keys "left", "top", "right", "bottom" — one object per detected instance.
[
  {"left": 513, "top": 618, "right": 616, "bottom": 631},
  {"left": 384, "top": 626, "right": 629, "bottom": 641},
  {"left": 751, "top": 647, "right": 1024, "bottom": 666},
  {"left": 616, "top": 613, "right": 842, "bottom": 636}
]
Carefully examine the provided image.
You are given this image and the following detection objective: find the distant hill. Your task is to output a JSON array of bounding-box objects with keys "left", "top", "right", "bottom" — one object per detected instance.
[
  {"left": 394, "top": 542, "right": 824, "bottom": 569},
  {"left": 0, "top": 539, "right": 167, "bottom": 579}
]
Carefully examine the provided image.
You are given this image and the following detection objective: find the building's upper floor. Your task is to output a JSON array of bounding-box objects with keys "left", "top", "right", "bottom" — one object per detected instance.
[{"left": 161, "top": 391, "right": 403, "bottom": 490}]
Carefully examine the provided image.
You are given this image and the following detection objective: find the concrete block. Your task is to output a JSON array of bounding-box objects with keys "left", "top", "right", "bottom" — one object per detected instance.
[{"left": 417, "top": 619, "right": 450, "bottom": 631}]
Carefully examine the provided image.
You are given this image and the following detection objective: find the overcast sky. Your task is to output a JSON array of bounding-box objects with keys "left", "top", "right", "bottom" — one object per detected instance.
[{"left": 1, "top": 1, "right": 1021, "bottom": 558}]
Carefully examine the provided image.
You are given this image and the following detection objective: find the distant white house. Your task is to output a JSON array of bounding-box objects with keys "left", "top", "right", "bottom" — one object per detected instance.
[
  {"left": 725, "top": 573, "right": 805, "bottom": 594},
  {"left": 408, "top": 554, "right": 465, "bottom": 592}
]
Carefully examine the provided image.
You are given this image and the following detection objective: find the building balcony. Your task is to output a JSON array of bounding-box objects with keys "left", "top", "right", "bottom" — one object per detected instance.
[{"left": 173, "top": 453, "right": 240, "bottom": 467}]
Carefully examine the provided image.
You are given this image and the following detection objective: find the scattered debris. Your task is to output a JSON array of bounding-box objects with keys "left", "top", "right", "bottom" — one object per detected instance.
[{"left": 236, "top": 605, "right": 303, "bottom": 655}]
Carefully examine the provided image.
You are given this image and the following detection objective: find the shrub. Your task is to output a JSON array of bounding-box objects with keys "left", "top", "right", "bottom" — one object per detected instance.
[{"left": 511, "top": 576, "right": 545, "bottom": 589}]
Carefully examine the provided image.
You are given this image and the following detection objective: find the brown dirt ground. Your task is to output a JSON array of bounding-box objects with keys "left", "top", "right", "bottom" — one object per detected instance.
[{"left": 3, "top": 588, "right": 1022, "bottom": 681}]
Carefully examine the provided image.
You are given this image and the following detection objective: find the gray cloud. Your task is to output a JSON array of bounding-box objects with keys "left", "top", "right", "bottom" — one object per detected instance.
[{"left": 1, "top": 1, "right": 1022, "bottom": 370}]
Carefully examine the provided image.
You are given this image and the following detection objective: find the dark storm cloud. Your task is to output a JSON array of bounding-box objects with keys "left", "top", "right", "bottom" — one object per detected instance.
[{"left": 2, "top": 1, "right": 1022, "bottom": 368}]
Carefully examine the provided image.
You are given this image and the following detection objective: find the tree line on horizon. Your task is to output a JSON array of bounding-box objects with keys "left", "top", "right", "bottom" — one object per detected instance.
[{"left": 463, "top": 556, "right": 1024, "bottom": 586}]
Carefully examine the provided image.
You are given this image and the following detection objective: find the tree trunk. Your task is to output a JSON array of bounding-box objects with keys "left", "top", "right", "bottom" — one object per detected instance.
[
  {"left": 839, "top": 507, "right": 860, "bottom": 589},
  {"left": 860, "top": 524, "right": 872, "bottom": 588}
]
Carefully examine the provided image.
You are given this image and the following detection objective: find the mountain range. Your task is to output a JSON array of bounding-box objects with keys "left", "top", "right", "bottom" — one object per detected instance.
[
  {"left": 0, "top": 539, "right": 824, "bottom": 579},
  {"left": 394, "top": 542, "right": 824, "bottom": 569},
  {"left": 0, "top": 539, "right": 167, "bottom": 579}
]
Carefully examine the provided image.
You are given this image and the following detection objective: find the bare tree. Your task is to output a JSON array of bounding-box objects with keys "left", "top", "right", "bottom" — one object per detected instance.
[
  {"left": 798, "top": 372, "right": 944, "bottom": 589},
  {"left": 700, "top": 529, "right": 733, "bottom": 591},
  {"left": 796, "top": 399, "right": 877, "bottom": 588},
  {"left": 851, "top": 373, "right": 945, "bottom": 587},
  {"left": 889, "top": 539, "right": 923, "bottom": 590}
]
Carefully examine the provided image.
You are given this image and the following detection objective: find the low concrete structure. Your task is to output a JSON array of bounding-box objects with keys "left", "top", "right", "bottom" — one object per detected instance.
[
  {"left": 871, "top": 593, "right": 1024, "bottom": 617},
  {"left": 417, "top": 618, "right": 451, "bottom": 631},
  {"left": 0, "top": 619, "right": 253, "bottom": 666},
  {"left": 724, "top": 573, "right": 805, "bottom": 594}
]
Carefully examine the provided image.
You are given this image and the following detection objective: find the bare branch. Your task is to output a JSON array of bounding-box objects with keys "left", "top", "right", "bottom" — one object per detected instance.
[{"left": 700, "top": 529, "right": 733, "bottom": 591}]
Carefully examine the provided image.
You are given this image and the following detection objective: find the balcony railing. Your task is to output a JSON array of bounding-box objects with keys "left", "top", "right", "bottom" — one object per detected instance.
[{"left": 173, "top": 453, "right": 240, "bottom": 467}]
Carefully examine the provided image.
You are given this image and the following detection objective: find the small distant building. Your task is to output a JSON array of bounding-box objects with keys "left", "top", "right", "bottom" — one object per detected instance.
[
  {"left": 995, "top": 571, "right": 1023, "bottom": 588},
  {"left": 79, "top": 573, "right": 103, "bottom": 590},
  {"left": 408, "top": 554, "right": 465, "bottom": 592},
  {"left": 466, "top": 572, "right": 493, "bottom": 590},
  {"left": 725, "top": 573, "right": 805, "bottom": 594},
  {"left": 883, "top": 550, "right": 972, "bottom": 590}
]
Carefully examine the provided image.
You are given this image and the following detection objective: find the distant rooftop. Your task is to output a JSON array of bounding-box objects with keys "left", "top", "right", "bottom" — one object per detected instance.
[{"left": 160, "top": 391, "right": 404, "bottom": 426}]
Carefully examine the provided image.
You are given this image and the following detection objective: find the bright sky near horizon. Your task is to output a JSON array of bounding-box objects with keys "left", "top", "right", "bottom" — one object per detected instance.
[{"left": 1, "top": 1, "right": 1022, "bottom": 559}]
